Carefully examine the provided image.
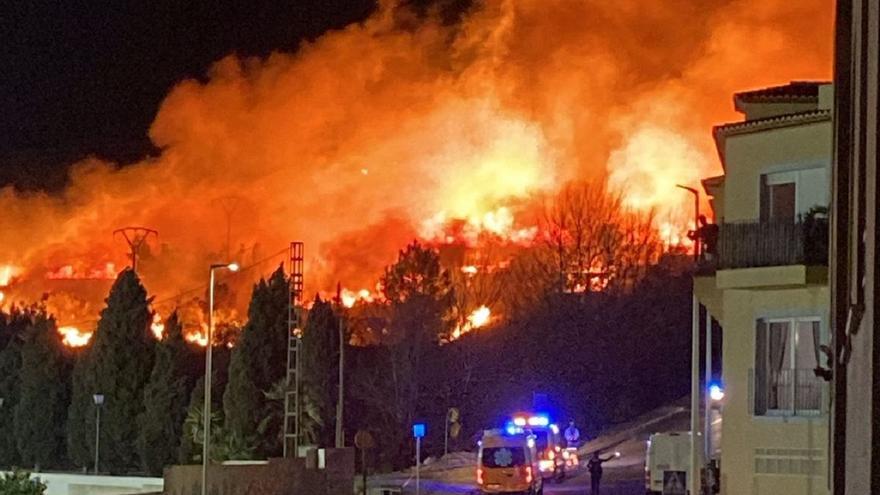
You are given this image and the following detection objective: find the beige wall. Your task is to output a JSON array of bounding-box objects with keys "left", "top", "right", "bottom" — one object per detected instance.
[
  {"left": 716, "top": 285, "right": 830, "bottom": 495},
  {"left": 720, "top": 121, "right": 832, "bottom": 222}
]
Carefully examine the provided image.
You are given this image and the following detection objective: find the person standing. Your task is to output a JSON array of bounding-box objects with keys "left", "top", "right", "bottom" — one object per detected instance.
[
  {"left": 587, "top": 451, "right": 618, "bottom": 495},
  {"left": 564, "top": 420, "right": 581, "bottom": 448}
]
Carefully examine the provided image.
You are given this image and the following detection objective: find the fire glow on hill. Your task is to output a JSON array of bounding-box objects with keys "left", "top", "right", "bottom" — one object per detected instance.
[{"left": 0, "top": 0, "right": 832, "bottom": 346}]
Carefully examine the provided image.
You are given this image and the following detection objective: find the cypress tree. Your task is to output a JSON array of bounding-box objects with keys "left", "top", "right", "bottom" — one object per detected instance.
[
  {"left": 137, "top": 312, "right": 195, "bottom": 475},
  {"left": 66, "top": 349, "right": 94, "bottom": 469},
  {"left": 14, "top": 313, "right": 70, "bottom": 469},
  {"left": 301, "top": 296, "right": 339, "bottom": 447},
  {"left": 223, "top": 266, "right": 288, "bottom": 457},
  {"left": 67, "top": 269, "right": 155, "bottom": 472},
  {"left": 0, "top": 309, "right": 29, "bottom": 468}
]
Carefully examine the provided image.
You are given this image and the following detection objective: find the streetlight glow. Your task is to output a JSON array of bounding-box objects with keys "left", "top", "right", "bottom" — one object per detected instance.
[{"left": 227, "top": 262, "right": 240, "bottom": 272}]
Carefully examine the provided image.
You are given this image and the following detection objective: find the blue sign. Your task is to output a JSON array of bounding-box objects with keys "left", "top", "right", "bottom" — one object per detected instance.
[{"left": 412, "top": 423, "right": 426, "bottom": 438}]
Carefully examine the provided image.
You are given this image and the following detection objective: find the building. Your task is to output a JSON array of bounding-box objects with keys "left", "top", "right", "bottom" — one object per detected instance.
[
  {"left": 695, "top": 81, "right": 833, "bottom": 495},
  {"left": 830, "top": 1, "right": 880, "bottom": 493}
]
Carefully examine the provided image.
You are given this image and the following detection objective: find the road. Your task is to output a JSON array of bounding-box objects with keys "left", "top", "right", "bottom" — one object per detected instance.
[{"left": 368, "top": 398, "right": 704, "bottom": 495}]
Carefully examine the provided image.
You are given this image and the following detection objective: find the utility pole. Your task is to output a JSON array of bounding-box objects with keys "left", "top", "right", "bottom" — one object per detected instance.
[
  {"left": 335, "top": 283, "right": 345, "bottom": 448},
  {"left": 214, "top": 196, "right": 242, "bottom": 260},
  {"left": 113, "top": 227, "right": 158, "bottom": 272}
]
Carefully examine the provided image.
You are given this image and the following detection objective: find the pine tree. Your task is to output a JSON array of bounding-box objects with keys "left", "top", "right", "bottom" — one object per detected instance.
[
  {"left": 137, "top": 313, "right": 195, "bottom": 475},
  {"left": 300, "top": 296, "right": 339, "bottom": 447},
  {"left": 14, "top": 313, "right": 70, "bottom": 470},
  {"left": 223, "top": 266, "right": 288, "bottom": 457},
  {"left": 66, "top": 269, "right": 155, "bottom": 472}
]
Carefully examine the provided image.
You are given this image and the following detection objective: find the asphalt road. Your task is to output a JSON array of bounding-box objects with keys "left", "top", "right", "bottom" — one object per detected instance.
[{"left": 368, "top": 398, "right": 702, "bottom": 495}]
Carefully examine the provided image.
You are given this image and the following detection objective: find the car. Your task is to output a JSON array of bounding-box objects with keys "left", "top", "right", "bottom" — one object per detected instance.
[{"left": 645, "top": 432, "right": 692, "bottom": 495}]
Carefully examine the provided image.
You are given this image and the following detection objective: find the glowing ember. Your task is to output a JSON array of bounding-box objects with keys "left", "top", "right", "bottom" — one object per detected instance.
[
  {"left": 461, "top": 265, "right": 478, "bottom": 275},
  {"left": 59, "top": 325, "right": 92, "bottom": 347},
  {"left": 151, "top": 313, "right": 165, "bottom": 340}
]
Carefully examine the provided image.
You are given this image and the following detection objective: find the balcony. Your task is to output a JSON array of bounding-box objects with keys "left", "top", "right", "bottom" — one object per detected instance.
[
  {"left": 749, "top": 368, "right": 827, "bottom": 417},
  {"left": 717, "top": 218, "right": 828, "bottom": 269}
]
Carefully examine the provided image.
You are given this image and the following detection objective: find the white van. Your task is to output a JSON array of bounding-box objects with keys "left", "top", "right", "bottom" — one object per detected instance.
[{"left": 645, "top": 432, "right": 692, "bottom": 494}]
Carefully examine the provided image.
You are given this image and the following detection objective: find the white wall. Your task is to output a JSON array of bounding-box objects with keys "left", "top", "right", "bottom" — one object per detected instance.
[{"left": 16, "top": 473, "right": 163, "bottom": 495}]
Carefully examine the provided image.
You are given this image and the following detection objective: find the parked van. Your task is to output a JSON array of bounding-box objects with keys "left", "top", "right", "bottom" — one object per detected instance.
[
  {"left": 645, "top": 432, "right": 692, "bottom": 494},
  {"left": 478, "top": 429, "right": 543, "bottom": 495}
]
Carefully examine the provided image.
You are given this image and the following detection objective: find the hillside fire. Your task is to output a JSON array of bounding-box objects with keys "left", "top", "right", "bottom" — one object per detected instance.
[{"left": 0, "top": 0, "right": 831, "bottom": 347}]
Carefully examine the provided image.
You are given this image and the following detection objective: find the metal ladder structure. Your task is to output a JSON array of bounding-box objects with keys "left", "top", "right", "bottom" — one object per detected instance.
[{"left": 283, "top": 241, "right": 304, "bottom": 457}]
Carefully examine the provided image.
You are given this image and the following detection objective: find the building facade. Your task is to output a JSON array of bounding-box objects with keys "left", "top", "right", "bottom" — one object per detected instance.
[
  {"left": 830, "top": 1, "right": 880, "bottom": 493},
  {"left": 695, "top": 82, "right": 833, "bottom": 495}
]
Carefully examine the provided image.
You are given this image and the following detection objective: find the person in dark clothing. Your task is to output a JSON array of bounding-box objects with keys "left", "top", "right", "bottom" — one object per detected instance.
[{"left": 587, "top": 451, "right": 618, "bottom": 495}]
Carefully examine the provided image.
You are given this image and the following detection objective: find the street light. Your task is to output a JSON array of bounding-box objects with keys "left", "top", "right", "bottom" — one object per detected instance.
[
  {"left": 202, "top": 262, "right": 239, "bottom": 495},
  {"left": 93, "top": 394, "right": 104, "bottom": 475},
  {"left": 677, "top": 183, "right": 702, "bottom": 495},
  {"left": 676, "top": 184, "right": 700, "bottom": 262}
]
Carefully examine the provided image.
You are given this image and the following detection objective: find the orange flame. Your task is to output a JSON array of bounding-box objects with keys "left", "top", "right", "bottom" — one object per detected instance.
[
  {"left": 341, "top": 288, "right": 374, "bottom": 308},
  {"left": 58, "top": 325, "right": 92, "bottom": 347},
  {"left": 452, "top": 305, "right": 493, "bottom": 340},
  {"left": 151, "top": 313, "right": 165, "bottom": 340}
]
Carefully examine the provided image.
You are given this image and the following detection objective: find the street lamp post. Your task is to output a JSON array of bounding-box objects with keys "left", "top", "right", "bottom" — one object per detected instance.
[
  {"left": 202, "top": 262, "right": 239, "bottom": 495},
  {"left": 93, "top": 394, "right": 104, "bottom": 475},
  {"left": 678, "top": 184, "right": 702, "bottom": 495},
  {"left": 676, "top": 184, "right": 701, "bottom": 262}
]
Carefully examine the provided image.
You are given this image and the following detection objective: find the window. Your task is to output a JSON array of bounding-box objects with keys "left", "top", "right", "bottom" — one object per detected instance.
[
  {"left": 759, "top": 167, "right": 829, "bottom": 222},
  {"left": 753, "top": 317, "right": 824, "bottom": 415},
  {"left": 761, "top": 173, "right": 796, "bottom": 221},
  {"left": 481, "top": 447, "right": 527, "bottom": 468}
]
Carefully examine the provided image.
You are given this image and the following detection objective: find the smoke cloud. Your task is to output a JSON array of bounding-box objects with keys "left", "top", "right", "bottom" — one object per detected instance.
[{"left": 0, "top": 0, "right": 833, "bottom": 316}]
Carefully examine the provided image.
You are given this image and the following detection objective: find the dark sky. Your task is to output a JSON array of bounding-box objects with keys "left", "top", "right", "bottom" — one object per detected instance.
[{"left": 0, "top": 0, "right": 381, "bottom": 190}]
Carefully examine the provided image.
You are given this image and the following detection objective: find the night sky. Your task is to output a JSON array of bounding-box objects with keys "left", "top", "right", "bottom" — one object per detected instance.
[{"left": 0, "top": 0, "right": 393, "bottom": 190}]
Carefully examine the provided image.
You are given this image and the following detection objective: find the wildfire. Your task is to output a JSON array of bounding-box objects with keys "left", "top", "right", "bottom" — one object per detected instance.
[
  {"left": 341, "top": 288, "right": 374, "bottom": 308},
  {"left": 151, "top": 313, "right": 165, "bottom": 339},
  {"left": 0, "top": 265, "right": 21, "bottom": 287},
  {"left": 58, "top": 325, "right": 92, "bottom": 348},
  {"left": 185, "top": 326, "right": 209, "bottom": 347},
  {"left": 451, "top": 305, "right": 493, "bottom": 340},
  {"left": 46, "top": 262, "right": 117, "bottom": 280}
]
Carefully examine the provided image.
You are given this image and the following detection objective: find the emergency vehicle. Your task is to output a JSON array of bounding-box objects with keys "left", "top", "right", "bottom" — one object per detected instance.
[
  {"left": 477, "top": 429, "right": 544, "bottom": 495},
  {"left": 505, "top": 413, "right": 579, "bottom": 481}
]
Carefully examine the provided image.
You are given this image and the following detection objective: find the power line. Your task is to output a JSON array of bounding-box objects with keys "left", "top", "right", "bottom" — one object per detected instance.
[{"left": 52, "top": 245, "right": 290, "bottom": 329}]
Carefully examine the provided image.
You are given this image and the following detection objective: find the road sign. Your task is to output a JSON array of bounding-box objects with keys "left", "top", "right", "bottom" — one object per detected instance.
[
  {"left": 355, "top": 430, "right": 375, "bottom": 450},
  {"left": 413, "top": 423, "right": 426, "bottom": 438}
]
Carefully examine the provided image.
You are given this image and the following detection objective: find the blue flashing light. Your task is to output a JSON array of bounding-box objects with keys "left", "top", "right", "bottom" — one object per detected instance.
[
  {"left": 506, "top": 424, "right": 519, "bottom": 435},
  {"left": 513, "top": 417, "right": 527, "bottom": 427},
  {"left": 709, "top": 382, "right": 725, "bottom": 402},
  {"left": 413, "top": 423, "right": 426, "bottom": 438},
  {"left": 528, "top": 415, "right": 550, "bottom": 427}
]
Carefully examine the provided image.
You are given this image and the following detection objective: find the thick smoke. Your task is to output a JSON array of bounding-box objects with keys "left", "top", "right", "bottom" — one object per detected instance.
[{"left": 0, "top": 0, "right": 833, "bottom": 310}]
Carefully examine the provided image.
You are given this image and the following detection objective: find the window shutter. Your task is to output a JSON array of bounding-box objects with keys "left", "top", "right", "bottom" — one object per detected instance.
[{"left": 754, "top": 319, "right": 768, "bottom": 415}]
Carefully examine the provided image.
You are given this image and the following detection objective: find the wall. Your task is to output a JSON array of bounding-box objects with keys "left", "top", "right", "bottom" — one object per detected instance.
[
  {"left": 721, "top": 120, "right": 832, "bottom": 222},
  {"left": 164, "top": 448, "right": 355, "bottom": 495},
  {"left": 13, "top": 472, "right": 163, "bottom": 495},
  {"left": 718, "top": 285, "right": 830, "bottom": 495}
]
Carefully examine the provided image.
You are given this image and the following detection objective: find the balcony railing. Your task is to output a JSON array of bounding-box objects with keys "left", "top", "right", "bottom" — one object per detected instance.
[
  {"left": 715, "top": 218, "right": 828, "bottom": 270},
  {"left": 749, "top": 368, "right": 826, "bottom": 417}
]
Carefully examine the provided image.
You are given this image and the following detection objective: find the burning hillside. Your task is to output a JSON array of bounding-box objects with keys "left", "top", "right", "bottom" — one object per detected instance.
[{"left": 0, "top": 0, "right": 833, "bottom": 344}]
